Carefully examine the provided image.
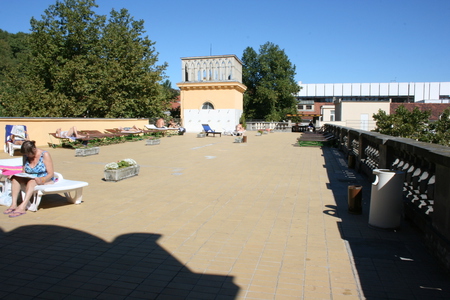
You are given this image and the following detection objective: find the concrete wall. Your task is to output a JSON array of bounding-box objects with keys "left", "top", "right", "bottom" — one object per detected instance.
[
  {"left": 1, "top": 118, "right": 150, "bottom": 148},
  {"left": 181, "top": 55, "right": 243, "bottom": 83},
  {"left": 183, "top": 109, "right": 242, "bottom": 134},
  {"left": 177, "top": 81, "right": 246, "bottom": 133},
  {"left": 334, "top": 101, "right": 390, "bottom": 131},
  {"left": 320, "top": 105, "right": 335, "bottom": 122},
  {"left": 179, "top": 82, "right": 245, "bottom": 109}
]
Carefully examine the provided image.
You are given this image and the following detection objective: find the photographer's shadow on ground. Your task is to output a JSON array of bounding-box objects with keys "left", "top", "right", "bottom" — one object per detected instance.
[{"left": 0, "top": 225, "right": 238, "bottom": 299}]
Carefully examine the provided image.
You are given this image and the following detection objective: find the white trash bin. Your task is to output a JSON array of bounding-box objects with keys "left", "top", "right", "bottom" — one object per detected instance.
[{"left": 369, "top": 169, "right": 404, "bottom": 229}]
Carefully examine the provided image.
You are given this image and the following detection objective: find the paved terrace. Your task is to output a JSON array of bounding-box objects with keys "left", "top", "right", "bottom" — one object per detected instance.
[{"left": 1, "top": 132, "right": 449, "bottom": 300}]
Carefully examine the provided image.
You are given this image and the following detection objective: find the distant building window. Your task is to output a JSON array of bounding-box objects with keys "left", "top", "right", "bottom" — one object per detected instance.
[
  {"left": 306, "top": 105, "right": 312, "bottom": 110},
  {"left": 298, "top": 105, "right": 304, "bottom": 110},
  {"left": 202, "top": 102, "right": 214, "bottom": 109}
]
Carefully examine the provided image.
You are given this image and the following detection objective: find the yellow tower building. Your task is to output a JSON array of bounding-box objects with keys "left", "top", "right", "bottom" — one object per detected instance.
[{"left": 177, "top": 55, "right": 247, "bottom": 133}]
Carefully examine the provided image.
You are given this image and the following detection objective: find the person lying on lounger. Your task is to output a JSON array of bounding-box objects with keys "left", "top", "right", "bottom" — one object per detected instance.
[
  {"left": 56, "top": 127, "right": 88, "bottom": 140},
  {"left": 168, "top": 119, "right": 186, "bottom": 134},
  {"left": 118, "top": 125, "right": 142, "bottom": 133}
]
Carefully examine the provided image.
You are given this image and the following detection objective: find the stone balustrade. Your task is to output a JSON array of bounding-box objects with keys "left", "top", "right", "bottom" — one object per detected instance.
[
  {"left": 323, "top": 124, "right": 450, "bottom": 270},
  {"left": 245, "top": 121, "right": 290, "bottom": 131}
]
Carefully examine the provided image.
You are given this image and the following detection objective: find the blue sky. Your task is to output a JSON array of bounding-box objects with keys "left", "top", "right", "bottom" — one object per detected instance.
[{"left": 1, "top": 0, "right": 449, "bottom": 88}]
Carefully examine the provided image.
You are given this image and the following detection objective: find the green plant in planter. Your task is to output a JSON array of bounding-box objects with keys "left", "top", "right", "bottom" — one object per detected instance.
[
  {"left": 105, "top": 158, "right": 137, "bottom": 170},
  {"left": 149, "top": 132, "right": 162, "bottom": 139}
]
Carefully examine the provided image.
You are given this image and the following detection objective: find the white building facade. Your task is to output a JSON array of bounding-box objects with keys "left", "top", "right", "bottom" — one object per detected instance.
[
  {"left": 296, "top": 82, "right": 450, "bottom": 131},
  {"left": 297, "top": 82, "right": 450, "bottom": 103}
]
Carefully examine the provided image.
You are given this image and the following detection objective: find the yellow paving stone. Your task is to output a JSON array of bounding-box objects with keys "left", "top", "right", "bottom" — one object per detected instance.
[
  {"left": 302, "top": 291, "right": 332, "bottom": 299},
  {"left": 332, "top": 295, "right": 361, "bottom": 300},
  {"left": 0, "top": 133, "right": 369, "bottom": 300},
  {"left": 245, "top": 291, "right": 276, "bottom": 299},
  {"left": 274, "top": 295, "right": 303, "bottom": 300},
  {"left": 277, "top": 276, "right": 304, "bottom": 285},
  {"left": 276, "top": 282, "right": 305, "bottom": 291}
]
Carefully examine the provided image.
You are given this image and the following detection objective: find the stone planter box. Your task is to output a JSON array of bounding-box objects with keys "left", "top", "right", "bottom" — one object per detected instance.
[
  {"left": 256, "top": 132, "right": 262, "bottom": 136},
  {"left": 146, "top": 139, "right": 161, "bottom": 146},
  {"left": 75, "top": 147, "right": 100, "bottom": 157},
  {"left": 197, "top": 133, "right": 206, "bottom": 138},
  {"left": 104, "top": 165, "right": 140, "bottom": 182}
]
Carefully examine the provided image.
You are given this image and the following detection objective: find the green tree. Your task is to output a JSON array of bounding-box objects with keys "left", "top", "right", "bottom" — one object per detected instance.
[
  {"left": 1, "top": 0, "right": 166, "bottom": 118},
  {"left": 372, "top": 109, "right": 393, "bottom": 135},
  {"left": 242, "top": 42, "right": 300, "bottom": 121},
  {"left": 426, "top": 108, "right": 450, "bottom": 146},
  {"left": 0, "top": 30, "right": 30, "bottom": 81},
  {"left": 161, "top": 80, "right": 180, "bottom": 118},
  {"left": 0, "top": 30, "right": 30, "bottom": 115},
  {"left": 373, "top": 105, "right": 431, "bottom": 140}
]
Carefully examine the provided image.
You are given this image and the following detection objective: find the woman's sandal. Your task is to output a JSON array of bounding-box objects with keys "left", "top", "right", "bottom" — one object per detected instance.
[
  {"left": 9, "top": 211, "right": 26, "bottom": 218},
  {"left": 3, "top": 208, "right": 15, "bottom": 215}
]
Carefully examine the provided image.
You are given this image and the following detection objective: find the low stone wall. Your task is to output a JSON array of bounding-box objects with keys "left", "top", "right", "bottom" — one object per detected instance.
[{"left": 0, "top": 118, "right": 149, "bottom": 148}]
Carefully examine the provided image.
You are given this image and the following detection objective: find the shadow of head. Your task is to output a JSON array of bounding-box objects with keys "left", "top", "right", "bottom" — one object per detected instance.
[
  {"left": 0, "top": 225, "right": 238, "bottom": 299},
  {"left": 323, "top": 204, "right": 339, "bottom": 217}
]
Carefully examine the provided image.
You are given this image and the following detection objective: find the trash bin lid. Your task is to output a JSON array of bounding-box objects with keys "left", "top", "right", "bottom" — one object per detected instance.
[{"left": 373, "top": 169, "right": 404, "bottom": 175}]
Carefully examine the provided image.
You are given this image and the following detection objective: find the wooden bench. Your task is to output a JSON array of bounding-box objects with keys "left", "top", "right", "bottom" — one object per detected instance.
[
  {"left": 297, "top": 132, "right": 336, "bottom": 147},
  {"left": 48, "top": 132, "right": 92, "bottom": 148}
]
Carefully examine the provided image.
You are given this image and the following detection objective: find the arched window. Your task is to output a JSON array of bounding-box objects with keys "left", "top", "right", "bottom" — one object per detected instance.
[
  {"left": 184, "top": 65, "right": 189, "bottom": 81},
  {"left": 202, "top": 102, "right": 214, "bottom": 109}
]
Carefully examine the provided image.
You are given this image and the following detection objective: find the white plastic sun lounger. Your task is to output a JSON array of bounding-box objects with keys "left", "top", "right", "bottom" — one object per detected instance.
[
  {"left": 145, "top": 124, "right": 179, "bottom": 130},
  {"left": 0, "top": 157, "right": 22, "bottom": 196},
  {"left": 25, "top": 172, "right": 88, "bottom": 212},
  {"left": 0, "top": 158, "right": 88, "bottom": 211}
]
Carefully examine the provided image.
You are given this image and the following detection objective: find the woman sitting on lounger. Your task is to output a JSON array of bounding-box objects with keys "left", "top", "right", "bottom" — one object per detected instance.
[
  {"left": 234, "top": 123, "right": 246, "bottom": 136},
  {"left": 9, "top": 125, "right": 28, "bottom": 145},
  {"left": 4, "top": 141, "right": 55, "bottom": 218},
  {"left": 156, "top": 118, "right": 166, "bottom": 128},
  {"left": 56, "top": 127, "right": 87, "bottom": 140}
]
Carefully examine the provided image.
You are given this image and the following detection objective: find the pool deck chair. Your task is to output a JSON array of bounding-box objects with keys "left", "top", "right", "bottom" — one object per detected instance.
[{"left": 202, "top": 124, "right": 221, "bottom": 137}]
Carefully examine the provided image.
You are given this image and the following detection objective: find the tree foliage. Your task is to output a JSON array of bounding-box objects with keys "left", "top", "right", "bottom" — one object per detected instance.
[
  {"left": 373, "top": 105, "right": 450, "bottom": 146},
  {"left": 0, "top": 30, "right": 29, "bottom": 83},
  {"left": 426, "top": 108, "right": 450, "bottom": 146},
  {"left": 0, "top": 30, "right": 30, "bottom": 115},
  {"left": 0, "top": 0, "right": 167, "bottom": 118},
  {"left": 242, "top": 42, "right": 300, "bottom": 121},
  {"left": 161, "top": 79, "right": 180, "bottom": 118}
]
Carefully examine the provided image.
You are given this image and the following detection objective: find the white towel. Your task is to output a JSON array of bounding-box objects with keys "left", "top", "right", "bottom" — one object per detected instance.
[{"left": 10, "top": 125, "right": 26, "bottom": 139}]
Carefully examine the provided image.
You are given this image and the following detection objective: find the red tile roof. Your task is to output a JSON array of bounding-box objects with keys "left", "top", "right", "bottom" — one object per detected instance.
[{"left": 390, "top": 103, "right": 450, "bottom": 120}]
